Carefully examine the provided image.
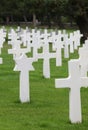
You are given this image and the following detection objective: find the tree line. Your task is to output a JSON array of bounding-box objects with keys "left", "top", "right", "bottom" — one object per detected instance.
[
  {"left": 0, "top": 0, "right": 88, "bottom": 40},
  {"left": 0, "top": 0, "right": 68, "bottom": 26}
]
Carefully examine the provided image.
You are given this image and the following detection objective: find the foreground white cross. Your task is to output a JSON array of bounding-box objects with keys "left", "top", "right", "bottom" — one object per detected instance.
[
  {"left": 55, "top": 59, "right": 88, "bottom": 123},
  {"left": 14, "top": 54, "right": 34, "bottom": 103}
]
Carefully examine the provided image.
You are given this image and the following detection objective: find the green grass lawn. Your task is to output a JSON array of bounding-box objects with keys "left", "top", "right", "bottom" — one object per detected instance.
[{"left": 0, "top": 41, "right": 88, "bottom": 130}]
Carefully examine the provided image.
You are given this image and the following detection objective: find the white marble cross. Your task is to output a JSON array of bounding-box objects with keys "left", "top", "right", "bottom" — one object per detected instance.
[
  {"left": 0, "top": 27, "right": 6, "bottom": 39},
  {"left": 37, "top": 29, "right": 57, "bottom": 78},
  {"left": 14, "top": 54, "right": 35, "bottom": 103},
  {"left": 63, "top": 34, "right": 69, "bottom": 58},
  {"left": 0, "top": 30, "right": 4, "bottom": 71},
  {"left": 8, "top": 29, "right": 19, "bottom": 48},
  {"left": 50, "top": 31, "right": 63, "bottom": 66},
  {"left": 0, "top": 28, "right": 4, "bottom": 64},
  {"left": 55, "top": 32, "right": 63, "bottom": 66},
  {"left": 20, "top": 29, "right": 29, "bottom": 46},
  {"left": 31, "top": 30, "right": 41, "bottom": 61},
  {"left": 50, "top": 31, "right": 57, "bottom": 50},
  {"left": 69, "top": 33, "right": 74, "bottom": 53},
  {"left": 79, "top": 46, "right": 88, "bottom": 77},
  {"left": 74, "top": 30, "right": 83, "bottom": 49},
  {"left": 0, "top": 29, "right": 6, "bottom": 46},
  {"left": 55, "top": 59, "right": 88, "bottom": 123},
  {"left": 8, "top": 39, "right": 30, "bottom": 59},
  {"left": 38, "top": 38, "right": 56, "bottom": 78},
  {"left": 0, "top": 28, "right": 6, "bottom": 54}
]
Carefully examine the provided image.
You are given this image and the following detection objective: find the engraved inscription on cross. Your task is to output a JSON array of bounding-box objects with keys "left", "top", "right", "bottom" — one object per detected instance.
[{"left": 55, "top": 59, "right": 88, "bottom": 123}]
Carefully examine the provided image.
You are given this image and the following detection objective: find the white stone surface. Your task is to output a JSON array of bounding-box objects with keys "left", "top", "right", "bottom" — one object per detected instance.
[
  {"left": 55, "top": 59, "right": 88, "bottom": 123},
  {"left": 14, "top": 54, "right": 34, "bottom": 103}
]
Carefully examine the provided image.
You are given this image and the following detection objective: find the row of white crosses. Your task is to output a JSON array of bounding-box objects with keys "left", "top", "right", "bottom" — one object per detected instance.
[
  {"left": 50, "top": 29, "right": 83, "bottom": 59},
  {"left": 6, "top": 26, "right": 88, "bottom": 124},
  {"left": 7, "top": 27, "right": 83, "bottom": 105},
  {"left": 55, "top": 39, "right": 88, "bottom": 124},
  {"left": 18, "top": 28, "right": 82, "bottom": 78},
  {"left": 0, "top": 27, "right": 7, "bottom": 90},
  {"left": 0, "top": 26, "right": 87, "bottom": 124},
  {"left": 8, "top": 27, "right": 83, "bottom": 61},
  {"left": 0, "top": 27, "right": 6, "bottom": 52},
  {"left": 63, "top": 30, "right": 83, "bottom": 58},
  {"left": 0, "top": 27, "right": 7, "bottom": 65}
]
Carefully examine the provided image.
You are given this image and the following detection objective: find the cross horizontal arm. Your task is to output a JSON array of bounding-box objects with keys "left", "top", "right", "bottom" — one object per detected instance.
[
  {"left": 38, "top": 53, "right": 44, "bottom": 59},
  {"left": 55, "top": 77, "right": 71, "bottom": 88},
  {"left": 81, "top": 77, "right": 88, "bottom": 87}
]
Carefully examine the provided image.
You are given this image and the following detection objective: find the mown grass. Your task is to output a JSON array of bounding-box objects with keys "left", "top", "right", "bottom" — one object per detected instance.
[{"left": 0, "top": 36, "right": 87, "bottom": 130}]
